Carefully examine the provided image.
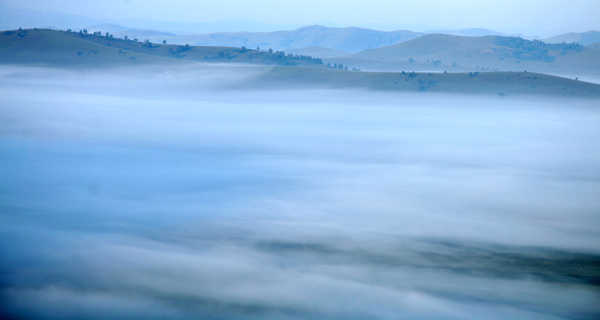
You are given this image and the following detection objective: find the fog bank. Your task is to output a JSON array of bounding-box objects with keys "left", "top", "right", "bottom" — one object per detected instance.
[{"left": 1, "top": 65, "right": 599, "bottom": 320}]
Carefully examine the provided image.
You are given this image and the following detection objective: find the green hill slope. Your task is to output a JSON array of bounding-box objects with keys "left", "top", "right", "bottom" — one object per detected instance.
[
  {"left": 0, "top": 28, "right": 174, "bottom": 66},
  {"left": 0, "top": 28, "right": 326, "bottom": 68}
]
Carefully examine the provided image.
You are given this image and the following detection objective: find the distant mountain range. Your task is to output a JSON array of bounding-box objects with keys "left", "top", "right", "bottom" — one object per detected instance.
[
  {"left": 0, "top": 3, "right": 302, "bottom": 33},
  {"left": 77, "top": 26, "right": 518, "bottom": 54},
  {"left": 1, "top": 2, "right": 598, "bottom": 75},
  {"left": 164, "top": 26, "right": 423, "bottom": 53},
  {"left": 0, "top": 3, "right": 504, "bottom": 54}
]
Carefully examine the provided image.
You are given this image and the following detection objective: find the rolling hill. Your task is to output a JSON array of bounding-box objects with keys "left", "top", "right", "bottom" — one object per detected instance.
[
  {"left": 164, "top": 26, "right": 423, "bottom": 53},
  {"left": 241, "top": 67, "right": 600, "bottom": 98},
  {"left": 0, "top": 28, "right": 326, "bottom": 68},
  {"left": 2, "top": 28, "right": 599, "bottom": 98},
  {"left": 342, "top": 34, "right": 600, "bottom": 78},
  {"left": 543, "top": 31, "right": 600, "bottom": 46}
]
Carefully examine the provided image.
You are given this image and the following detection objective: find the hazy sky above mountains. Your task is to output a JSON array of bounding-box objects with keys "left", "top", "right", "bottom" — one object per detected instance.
[{"left": 3, "top": 0, "right": 600, "bottom": 33}]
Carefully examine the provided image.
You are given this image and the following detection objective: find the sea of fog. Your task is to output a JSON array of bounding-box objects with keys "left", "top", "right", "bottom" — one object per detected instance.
[{"left": 1, "top": 65, "right": 599, "bottom": 320}]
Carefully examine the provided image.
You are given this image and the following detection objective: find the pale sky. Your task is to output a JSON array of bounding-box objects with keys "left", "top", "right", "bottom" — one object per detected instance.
[{"left": 3, "top": 0, "right": 600, "bottom": 33}]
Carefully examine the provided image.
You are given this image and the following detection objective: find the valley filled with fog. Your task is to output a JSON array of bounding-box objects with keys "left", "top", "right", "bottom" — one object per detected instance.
[{"left": 1, "top": 65, "right": 599, "bottom": 320}]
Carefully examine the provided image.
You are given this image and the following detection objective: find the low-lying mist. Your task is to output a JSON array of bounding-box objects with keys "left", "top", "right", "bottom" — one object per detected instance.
[{"left": 1, "top": 65, "right": 599, "bottom": 320}]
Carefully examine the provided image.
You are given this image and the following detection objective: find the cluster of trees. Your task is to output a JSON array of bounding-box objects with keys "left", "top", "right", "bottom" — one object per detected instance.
[
  {"left": 494, "top": 36, "right": 583, "bottom": 62},
  {"left": 142, "top": 39, "right": 156, "bottom": 48},
  {"left": 200, "top": 47, "right": 325, "bottom": 67},
  {"left": 74, "top": 29, "right": 142, "bottom": 43},
  {"left": 169, "top": 44, "right": 191, "bottom": 56},
  {"left": 326, "top": 63, "right": 347, "bottom": 70},
  {"left": 400, "top": 71, "right": 419, "bottom": 78},
  {"left": 265, "top": 49, "right": 324, "bottom": 66},
  {"left": 4, "top": 29, "right": 28, "bottom": 38}
]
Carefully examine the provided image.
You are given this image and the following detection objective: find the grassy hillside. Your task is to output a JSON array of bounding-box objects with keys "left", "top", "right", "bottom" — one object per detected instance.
[
  {"left": 543, "top": 31, "right": 600, "bottom": 46},
  {"left": 0, "top": 28, "right": 175, "bottom": 66},
  {"left": 346, "top": 34, "right": 600, "bottom": 78},
  {"left": 242, "top": 66, "right": 600, "bottom": 98},
  {"left": 165, "top": 26, "right": 423, "bottom": 53},
  {"left": 0, "top": 28, "right": 326, "bottom": 68}
]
